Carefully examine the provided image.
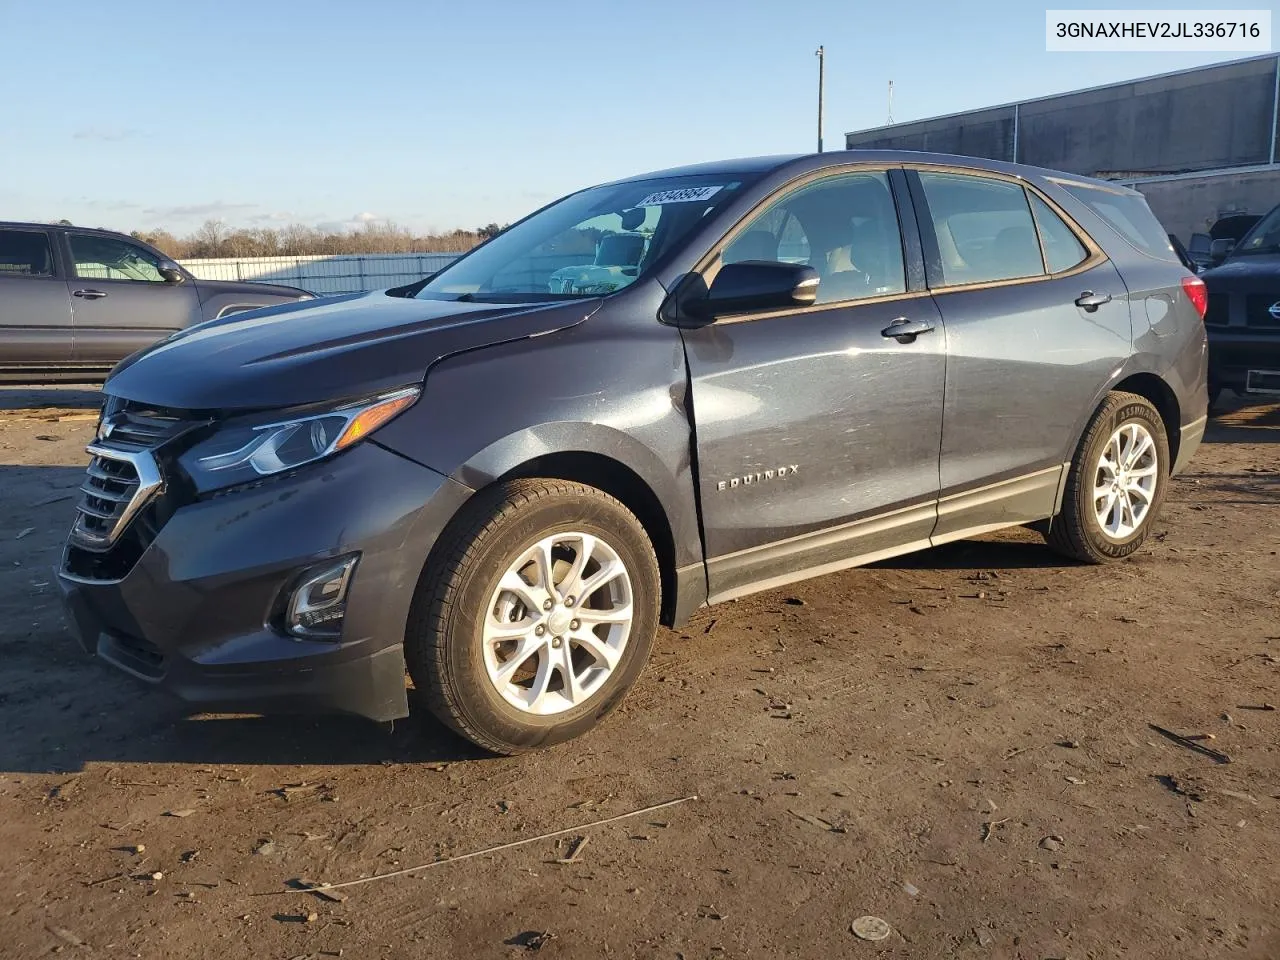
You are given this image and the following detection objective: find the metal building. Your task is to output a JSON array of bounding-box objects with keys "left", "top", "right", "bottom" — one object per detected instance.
[{"left": 844, "top": 54, "right": 1280, "bottom": 241}]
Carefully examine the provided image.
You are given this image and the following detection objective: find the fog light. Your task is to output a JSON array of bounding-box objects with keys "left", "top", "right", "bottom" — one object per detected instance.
[{"left": 285, "top": 554, "right": 359, "bottom": 640}]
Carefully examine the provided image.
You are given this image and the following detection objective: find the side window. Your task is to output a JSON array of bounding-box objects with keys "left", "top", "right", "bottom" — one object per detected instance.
[
  {"left": 0, "top": 229, "right": 55, "bottom": 278},
  {"left": 917, "top": 172, "right": 1045, "bottom": 286},
  {"left": 1029, "top": 194, "right": 1088, "bottom": 273},
  {"left": 68, "top": 233, "right": 166, "bottom": 283},
  {"left": 1057, "top": 182, "right": 1179, "bottom": 262},
  {"left": 722, "top": 171, "right": 906, "bottom": 305}
]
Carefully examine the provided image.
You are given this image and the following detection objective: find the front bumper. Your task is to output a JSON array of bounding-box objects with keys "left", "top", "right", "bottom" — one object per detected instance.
[
  {"left": 1207, "top": 329, "right": 1280, "bottom": 393},
  {"left": 56, "top": 441, "right": 472, "bottom": 722}
]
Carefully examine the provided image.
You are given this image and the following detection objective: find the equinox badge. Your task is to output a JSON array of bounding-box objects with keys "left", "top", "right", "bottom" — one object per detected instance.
[{"left": 715, "top": 465, "right": 799, "bottom": 492}]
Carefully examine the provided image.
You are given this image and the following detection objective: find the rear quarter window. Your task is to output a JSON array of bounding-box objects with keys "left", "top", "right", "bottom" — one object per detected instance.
[{"left": 1057, "top": 182, "right": 1179, "bottom": 263}]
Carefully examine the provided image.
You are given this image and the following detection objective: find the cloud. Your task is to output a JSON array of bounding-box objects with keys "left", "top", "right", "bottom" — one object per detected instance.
[
  {"left": 248, "top": 211, "right": 298, "bottom": 224},
  {"left": 73, "top": 127, "right": 141, "bottom": 142},
  {"left": 142, "top": 202, "right": 258, "bottom": 219},
  {"left": 315, "top": 212, "right": 387, "bottom": 233},
  {"left": 78, "top": 198, "right": 143, "bottom": 211}
]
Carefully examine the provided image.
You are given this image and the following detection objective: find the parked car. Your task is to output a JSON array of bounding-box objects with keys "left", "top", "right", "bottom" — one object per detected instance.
[
  {"left": 1187, "top": 213, "right": 1265, "bottom": 271},
  {"left": 56, "top": 152, "right": 1208, "bottom": 754},
  {"left": 0, "top": 221, "right": 313, "bottom": 382},
  {"left": 1200, "top": 201, "right": 1280, "bottom": 403}
]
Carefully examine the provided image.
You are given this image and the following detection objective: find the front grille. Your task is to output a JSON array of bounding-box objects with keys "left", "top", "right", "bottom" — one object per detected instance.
[
  {"left": 65, "top": 399, "right": 209, "bottom": 579},
  {"left": 1204, "top": 294, "right": 1229, "bottom": 327},
  {"left": 99, "top": 402, "right": 188, "bottom": 449},
  {"left": 1245, "top": 294, "right": 1280, "bottom": 331},
  {"left": 69, "top": 445, "right": 162, "bottom": 553}
]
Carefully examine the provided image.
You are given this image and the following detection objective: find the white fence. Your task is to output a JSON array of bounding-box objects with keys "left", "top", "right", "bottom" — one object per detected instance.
[{"left": 178, "top": 252, "right": 462, "bottom": 296}]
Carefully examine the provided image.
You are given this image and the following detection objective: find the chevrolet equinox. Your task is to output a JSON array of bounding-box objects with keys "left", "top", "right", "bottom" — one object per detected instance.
[{"left": 57, "top": 152, "right": 1209, "bottom": 754}]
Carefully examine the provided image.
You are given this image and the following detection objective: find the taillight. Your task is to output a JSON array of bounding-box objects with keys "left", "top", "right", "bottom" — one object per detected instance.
[{"left": 1181, "top": 274, "right": 1208, "bottom": 319}]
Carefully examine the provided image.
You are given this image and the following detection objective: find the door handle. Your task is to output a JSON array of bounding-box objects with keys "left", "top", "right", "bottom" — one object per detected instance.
[
  {"left": 1075, "top": 291, "right": 1112, "bottom": 311},
  {"left": 72, "top": 289, "right": 108, "bottom": 300},
  {"left": 881, "top": 317, "right": 935, "bottom": 342}
]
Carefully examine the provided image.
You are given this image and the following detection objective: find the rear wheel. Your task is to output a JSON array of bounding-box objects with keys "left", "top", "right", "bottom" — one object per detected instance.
[
  {"left": 1045, "top": 391, "right": 1169, "bottom": 563},
  {"left": 406, "top": 478, "right": 660, "bottom": 754}
]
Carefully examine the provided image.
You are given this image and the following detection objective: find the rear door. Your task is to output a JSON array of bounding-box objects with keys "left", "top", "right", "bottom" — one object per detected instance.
[
  {"left": 62, "top": 231, "right": 201, "bottom": 365},
  {"left": 0, "top": 226, "right": 74, "bottom": 371},
  {"left": 905, "top": 168, "right": 1133, "bottom": 542},
  {"left": 681, "top": 167, "right": 947, "bottom": 602}
]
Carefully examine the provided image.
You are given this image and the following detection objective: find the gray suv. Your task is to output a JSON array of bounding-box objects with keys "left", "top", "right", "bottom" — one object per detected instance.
[
  {"left": 56, "top": 152, "right": 1208, "bottom": 754},
  {"left": 0, "top": 221, "right": 311, "bottom": 382}
]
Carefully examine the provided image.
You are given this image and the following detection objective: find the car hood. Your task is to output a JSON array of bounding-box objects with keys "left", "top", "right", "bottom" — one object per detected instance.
[
  {"left": 1202, "top": 254, "right": 1280, "bottom": 293},
  {"left": 192, "top": 277, "right": 312, "bottom": 299},
  {"left": 105, "top": 291, "right": 601, "bottom": 411}
]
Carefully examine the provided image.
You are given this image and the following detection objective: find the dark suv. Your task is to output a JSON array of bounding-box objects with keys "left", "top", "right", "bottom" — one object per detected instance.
[
  {"left": 1200, "top": 202, "right": 1280, "bottom": 402},
  {"left": 0, "top": 221, "right": 311, "bottom": 382},
  {"left": 56, "top": 152, "right": 1208, "bottom": 754}
]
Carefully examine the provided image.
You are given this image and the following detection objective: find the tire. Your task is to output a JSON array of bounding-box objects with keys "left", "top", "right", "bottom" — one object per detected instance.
[
  {"left": 406, "top": 478, "right": 660, "bottom": 755},
  {"left": 1045, "top": 391, "right": 1170, "bottom": 564},
  {"left": 1207, "top": 385, "right": 1223, "bottom": 415}
]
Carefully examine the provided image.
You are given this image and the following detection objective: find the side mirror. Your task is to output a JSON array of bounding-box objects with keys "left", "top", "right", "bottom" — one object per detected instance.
[
  {"left": 158, "top": 260, "right": 185, "bottom": 283},
  {"left": 685, "top": 260, "right": 819, "bottom": 320},
  {"left": 1209, "top": 238, "right": 1235, "bottom": 262}
]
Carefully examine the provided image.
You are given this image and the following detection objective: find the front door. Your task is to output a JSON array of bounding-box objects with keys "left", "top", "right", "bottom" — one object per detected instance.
[
  {"left": 62, "top": 231, "right": 201, "bottom": 366},
  {"left": 681, "top": 168, "right": 946, "bottom": 602}
]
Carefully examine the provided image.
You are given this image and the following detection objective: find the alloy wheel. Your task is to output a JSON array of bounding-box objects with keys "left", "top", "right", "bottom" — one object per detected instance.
[
  {"left": 482, "top": 532, "right": 634, "bottom": 715},
  {"left": 1092, "top": 421, "right": 1158, "bottom": 540}
]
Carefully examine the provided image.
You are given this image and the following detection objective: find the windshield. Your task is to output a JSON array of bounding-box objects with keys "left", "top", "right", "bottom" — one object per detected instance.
[
  {"left": 416, "top": 175, "right": 747, "bottom": 301},
  {"left": 1230, "top": 205, "right": 1280, "bottom": 256}
]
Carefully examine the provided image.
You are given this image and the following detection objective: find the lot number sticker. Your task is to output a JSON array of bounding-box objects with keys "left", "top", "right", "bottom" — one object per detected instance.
[{"left": 636, "top": 185, "right": 723, "bottom": 206}]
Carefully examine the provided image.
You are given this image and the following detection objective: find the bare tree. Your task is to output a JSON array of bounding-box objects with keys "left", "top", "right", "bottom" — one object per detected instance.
[{"left": 136, "top": 219, "right": 485, "bottom": 259}]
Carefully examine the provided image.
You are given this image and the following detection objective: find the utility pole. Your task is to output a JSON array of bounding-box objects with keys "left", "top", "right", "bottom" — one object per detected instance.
[
  {"left": 815, "top": 45, "right": 825, "bottom": 152},
  {"left": 887, "top": 80, "right": 895, "bottom": 125}
]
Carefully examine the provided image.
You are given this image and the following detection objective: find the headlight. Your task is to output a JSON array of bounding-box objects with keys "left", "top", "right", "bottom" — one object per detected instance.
[{"left": 178, "top": 385, "right": 419, "bottom": 492}]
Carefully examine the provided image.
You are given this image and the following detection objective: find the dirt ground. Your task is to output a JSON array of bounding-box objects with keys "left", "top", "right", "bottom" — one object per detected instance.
[{"left": 0, "top": 385, "right": 1276, "bottom": 960}]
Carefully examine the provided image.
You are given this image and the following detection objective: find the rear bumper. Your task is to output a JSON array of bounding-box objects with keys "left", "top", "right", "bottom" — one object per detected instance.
[
  {"left": 55, "top": 441, "right": 473, "bottom": 723},
  {"left": 1172, "top": 415, "right": 1206, "bottom": 477}
]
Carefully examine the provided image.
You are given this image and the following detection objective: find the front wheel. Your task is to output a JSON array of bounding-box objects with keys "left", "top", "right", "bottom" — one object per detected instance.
[
  {"left": 1044, "top": 391, "right": 1170, "bottom": 563},
  {"left": 406, "top": 479, "right": 660, "bottom": 754}
]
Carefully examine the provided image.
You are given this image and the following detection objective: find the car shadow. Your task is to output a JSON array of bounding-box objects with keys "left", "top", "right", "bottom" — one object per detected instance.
[
  {"left": 0, "top": 385, "right": 103, "bottom": 411},
  {"left": 128, "top": 710, "right": 491, "bottom": 767},
  {"left": 1207, "top": 395, "right": 1280, "bottom": 443},
  {"left": 0, "top": 679, "right": 495, "bottom": 775},
  {"left": 869, "top": 535, "right": 1074, "bottom": 571}
]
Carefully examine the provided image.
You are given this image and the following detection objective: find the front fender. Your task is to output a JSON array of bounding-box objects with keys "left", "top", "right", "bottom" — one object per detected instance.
[
  {"left": 373, "top": 304, "right": 703, "bottom": 573},
  {"left": 454, "top": 420, "right": 695, "bottom": 550}
]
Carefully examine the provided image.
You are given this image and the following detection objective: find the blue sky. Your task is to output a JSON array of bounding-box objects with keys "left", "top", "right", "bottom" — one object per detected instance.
[{"left": 0, "top": 0, "right": 1274, "bottom": 236}]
